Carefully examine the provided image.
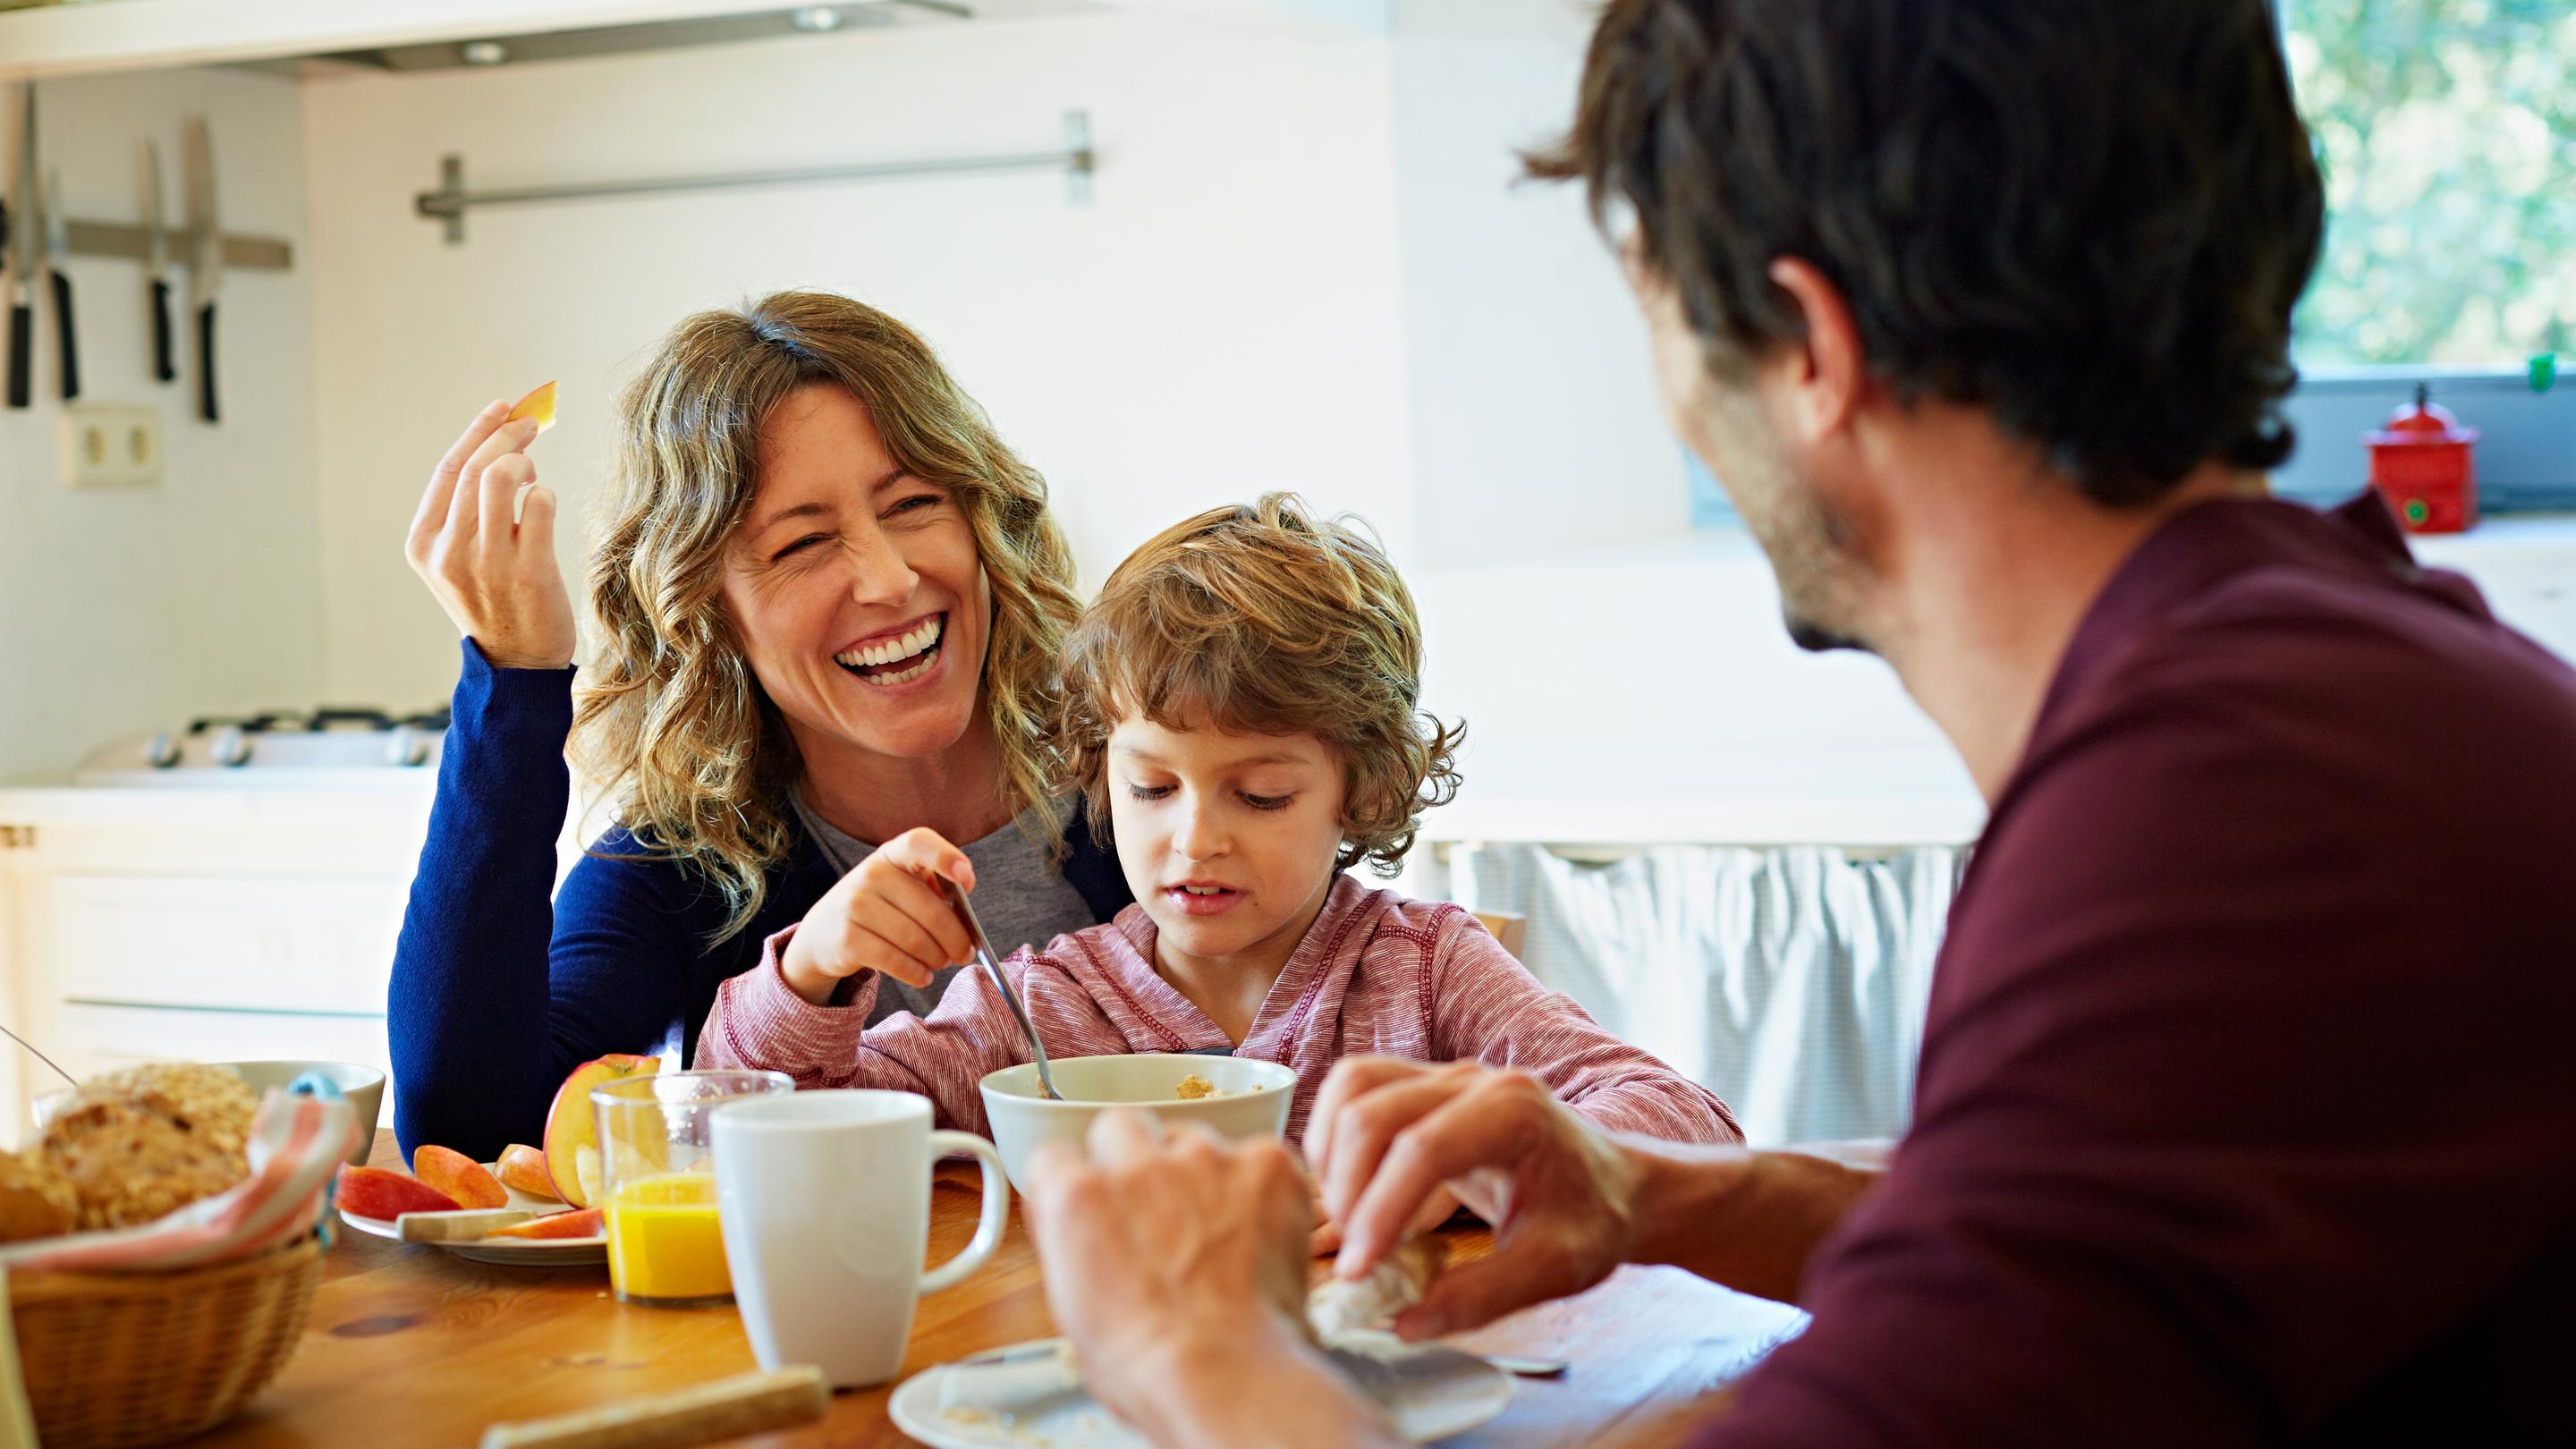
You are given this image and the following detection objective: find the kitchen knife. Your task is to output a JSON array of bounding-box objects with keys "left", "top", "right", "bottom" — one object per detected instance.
[
  {"left": 42, "top": 167, "right": 75, "bottom": 400},
  {"left": 182, "top": 114, "right": 221, "bottom": 423},
  {"left": 141, "top": 140, "right": 174, "bottom": 383},
  {"left": 5, "top": 87, "right": 33, "bottom": 410}
]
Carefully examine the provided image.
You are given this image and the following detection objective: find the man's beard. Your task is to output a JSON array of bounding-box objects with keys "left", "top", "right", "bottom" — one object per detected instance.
[
  {"left": 1737, "top": 457, "right": 1874, "bottom": 657},
  {"left": 1683, "top": 374, "right": 1875, "bottom": 656}
]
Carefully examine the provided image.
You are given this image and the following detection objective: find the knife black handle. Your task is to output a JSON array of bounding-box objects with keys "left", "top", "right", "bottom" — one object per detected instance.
[
  {"left": 197, "top": 301, "right": 217, "bottom": 423},
  {"left": 150, "top": 278, "right": 176, "bottom": 383},
  {"left": 6, "top": 301, "right": 28, "bottom": 409},
  {"left": 50, "top": 270, "right": 77, "bottom": 402}
]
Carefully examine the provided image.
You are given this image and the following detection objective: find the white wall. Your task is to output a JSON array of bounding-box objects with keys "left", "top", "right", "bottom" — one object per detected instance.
[
  {"left": 0, "top": 71, "right": 322, "bottom": 784},
  {"left": 1388, "top": 0, "right": 1685, "bottom": 570},
  {"left": 1377, "top": 0, "right": 1974, "bottom": 846},
  {"left": 301, "top": 13, "right": 1411, "bottom": 711}
]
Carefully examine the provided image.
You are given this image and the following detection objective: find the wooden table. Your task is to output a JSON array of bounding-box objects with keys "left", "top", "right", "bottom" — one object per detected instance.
[{"left": 196, "top": 1133, "right": 1801, "bottom": 1447}]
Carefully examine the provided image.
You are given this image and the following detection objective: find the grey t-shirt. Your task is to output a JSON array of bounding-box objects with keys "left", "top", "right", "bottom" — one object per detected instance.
[{"left": 790, "top": 792, "right": 1100, "bottom": 1021}]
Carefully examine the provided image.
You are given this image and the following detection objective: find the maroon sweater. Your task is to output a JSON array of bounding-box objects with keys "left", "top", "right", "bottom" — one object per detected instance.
[{"left": 1702, "top": 496, "right": 2576, "bottom": 1447}]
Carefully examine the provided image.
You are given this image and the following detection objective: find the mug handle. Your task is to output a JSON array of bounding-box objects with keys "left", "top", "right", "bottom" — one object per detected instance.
[{"left": 919, "top": 1131, "right": 1012, "bottom": 1293}]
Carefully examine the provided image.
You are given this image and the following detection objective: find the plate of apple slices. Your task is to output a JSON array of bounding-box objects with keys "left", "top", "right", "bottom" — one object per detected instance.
[{"left": 337, "top": 1144, "right": 608, "bottom": 1267}]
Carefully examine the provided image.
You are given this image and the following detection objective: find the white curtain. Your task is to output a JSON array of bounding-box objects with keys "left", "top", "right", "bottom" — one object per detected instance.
[{"left": 1447, "top": 844, "right": 1964, "bottom": 1146}]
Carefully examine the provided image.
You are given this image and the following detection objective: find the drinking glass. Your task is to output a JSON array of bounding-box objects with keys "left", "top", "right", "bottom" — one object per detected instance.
[{"left": 591, "top": 1068, "right": 792, "bottom": 1307}]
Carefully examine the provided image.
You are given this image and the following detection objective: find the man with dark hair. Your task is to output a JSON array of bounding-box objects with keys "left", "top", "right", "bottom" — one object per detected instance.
[{"left": 1013, "top": 2, "right": 2576, "bottom": 1445}]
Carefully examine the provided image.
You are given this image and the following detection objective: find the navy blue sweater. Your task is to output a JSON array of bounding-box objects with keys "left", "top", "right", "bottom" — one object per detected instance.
[{"left": 388, "top": 642, "right": 1132, "bottom": 1160}]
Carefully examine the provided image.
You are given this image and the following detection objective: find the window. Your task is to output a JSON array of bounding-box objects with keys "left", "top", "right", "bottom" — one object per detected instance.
[
  {"left": 1688, "top": 3, "right": 2576, "bottom": 526},
  {"left": 2281, "top": 0, "right": 2572, "bottom": 369},
  {"left": 2275, "top": 0, "right": 2575, "bottom": 512}
]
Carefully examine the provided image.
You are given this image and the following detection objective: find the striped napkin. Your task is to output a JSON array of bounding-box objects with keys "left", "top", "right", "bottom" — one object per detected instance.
[{"left": 0, "top": 1087, "right": 361, "bottom": 1275}]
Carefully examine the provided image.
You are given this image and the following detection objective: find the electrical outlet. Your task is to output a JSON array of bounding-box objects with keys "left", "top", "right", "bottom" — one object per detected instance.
[{"left": 60, "top": 402, "right": 165, "bottom": 489}]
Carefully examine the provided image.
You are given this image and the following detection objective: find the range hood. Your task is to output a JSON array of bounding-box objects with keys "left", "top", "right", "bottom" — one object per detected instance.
[
  {"left": 288, "top": 2, "right": 972, "bottom": 74},
  {"left": 0, "top": 1, "right": 1371, "bottom": 84}
]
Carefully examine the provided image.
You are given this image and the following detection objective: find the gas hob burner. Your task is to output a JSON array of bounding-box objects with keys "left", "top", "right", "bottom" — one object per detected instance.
[{"left": 79, "top": 704, "right": 453, "bottom": 785}]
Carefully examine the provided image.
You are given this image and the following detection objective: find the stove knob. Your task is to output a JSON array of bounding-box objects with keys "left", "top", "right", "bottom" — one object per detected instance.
[
  {"left": 211, "top": 724, "right": 251, "bottom": 767},
  {"left": 143, "top": 731, "right": 180, "bottom": 768},
  {"left": 385, "top": 724, "right": 429, "bottom": 768}
]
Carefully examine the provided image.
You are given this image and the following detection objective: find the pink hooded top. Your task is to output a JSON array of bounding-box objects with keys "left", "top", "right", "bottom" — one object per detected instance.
[{"left": 698, "top": 874, "right": 1739, "bottom": 1148}]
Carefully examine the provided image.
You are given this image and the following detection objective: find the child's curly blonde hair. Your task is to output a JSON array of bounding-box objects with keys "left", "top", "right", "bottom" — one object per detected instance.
[{"left": 1061, "top": 494, "right": 1463, "bottom": 876}]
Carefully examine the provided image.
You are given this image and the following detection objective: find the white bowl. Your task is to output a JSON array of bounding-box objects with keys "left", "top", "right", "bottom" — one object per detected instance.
[
  {"left": 31, "top": 1060, "right": 386, "bottom": 1168},
  {"left": 979, "top": 1053, "right": 1296, "bottom": 1191},
  {"left": 218, "top": 1061, "right": 386, "bottom": 1165}
]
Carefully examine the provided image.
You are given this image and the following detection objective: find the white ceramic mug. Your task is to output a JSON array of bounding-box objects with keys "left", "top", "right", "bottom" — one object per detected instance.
[{"left": 709, "top": 1089, "right": 1011, "bottom": 1387}]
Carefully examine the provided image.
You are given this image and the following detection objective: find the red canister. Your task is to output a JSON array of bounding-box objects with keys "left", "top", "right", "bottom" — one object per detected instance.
[{"left": 2365, "top": 384, "right": 2479, "bottom": 533}]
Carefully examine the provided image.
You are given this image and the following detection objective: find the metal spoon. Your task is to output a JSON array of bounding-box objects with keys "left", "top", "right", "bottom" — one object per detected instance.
[
  {"left": 0, "top": 1020, "right": 77, "bottom": 1089},
  {"left": 942, "top": 875, "right": 1062, "bottom": 1101}
]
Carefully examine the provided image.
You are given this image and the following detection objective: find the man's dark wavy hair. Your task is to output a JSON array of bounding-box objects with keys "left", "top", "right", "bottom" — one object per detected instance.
[{"left": 1530, "top": 0, "right": 2326, "bottom": 507}]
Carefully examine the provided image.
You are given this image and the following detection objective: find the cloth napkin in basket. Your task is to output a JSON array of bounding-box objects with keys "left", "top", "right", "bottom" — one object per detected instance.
[{"left": 0, "top": 1088, "right": 362, "bottom": 1275}]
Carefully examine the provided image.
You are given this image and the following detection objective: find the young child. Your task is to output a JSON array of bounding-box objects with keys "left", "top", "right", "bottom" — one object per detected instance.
[{"left": 697, "top": 495, "right": 1738, "bottom": 1162}]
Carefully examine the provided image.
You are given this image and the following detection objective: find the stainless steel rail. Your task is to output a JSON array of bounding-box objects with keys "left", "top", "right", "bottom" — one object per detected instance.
[{"left": 416, "top": 108, "right": 1092, "bottom": 242}]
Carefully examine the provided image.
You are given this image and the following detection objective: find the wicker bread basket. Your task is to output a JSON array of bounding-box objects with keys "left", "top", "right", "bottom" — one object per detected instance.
[{"left": 8, "top": 1234, "right": 323, "bottom": 1449}]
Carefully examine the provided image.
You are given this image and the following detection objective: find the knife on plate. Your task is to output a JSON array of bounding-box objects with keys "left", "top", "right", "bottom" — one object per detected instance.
[
  {"left": 5, "top": 87, "right": 34, "bottom": 410},
  {"left": 182, "top": 114, "right": 221, "bottom": 422},
  {"left": 42, "top": 166, "right": 75, "bottom": 400},
  {"left": 141, "top": 140, "right": 174, "bottom": 383}
]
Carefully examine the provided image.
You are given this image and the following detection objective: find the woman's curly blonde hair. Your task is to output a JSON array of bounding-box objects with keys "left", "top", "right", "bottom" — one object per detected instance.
[
  {"left": 1059, "top": 494, "right": 1463, "bottom": 877},
  {"left": 571, "top": 291, "right": 1081, "bottom": 941}
]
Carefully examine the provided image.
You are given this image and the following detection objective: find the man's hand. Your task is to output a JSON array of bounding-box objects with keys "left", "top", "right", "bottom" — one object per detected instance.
[
  {"left": 1022, "top": 1111, "right": 1402, "bottom": 1449},
  {"left": 1309, "top": 1182, "right": 1462, "bottom": 1258},
  {"left": 1306, "top": 1058, "right": 1648, "bottom": 1340},
  {"left": 779, "top": 827, "right": 977, "bottom": 1003}
]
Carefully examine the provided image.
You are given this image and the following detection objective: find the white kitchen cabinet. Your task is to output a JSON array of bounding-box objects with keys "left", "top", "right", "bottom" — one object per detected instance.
[
  {"left": 0, "top": 785, "right": 432, "bottom": 1147},
  {"left": 53, "top": 873, "right": 408, "bottom": 1017},
  {"left": 0, "top": 0, "right": 1387, "bottom": 81}
]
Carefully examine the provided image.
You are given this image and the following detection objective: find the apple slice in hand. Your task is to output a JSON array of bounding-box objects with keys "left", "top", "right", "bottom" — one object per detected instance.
[
  {"left": 503, "top": 380, "right": 559, "bottom": 525},
  {"left": 504, "top": 380, "right": 557, "bottom": 432}
]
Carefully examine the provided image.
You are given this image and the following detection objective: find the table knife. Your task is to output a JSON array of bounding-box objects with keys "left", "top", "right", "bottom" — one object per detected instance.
[
  {"left": 141, "top": 140, "right": 174, "bottom": 383},
  {"left": 42, "top": 167, "right": 75, "bottom": 400},
  {"left": 182, "top": 114, "right": 221, "bottom": 422},
  {"left": 5, "top": 87, "right": 34, "bottom": 410}
]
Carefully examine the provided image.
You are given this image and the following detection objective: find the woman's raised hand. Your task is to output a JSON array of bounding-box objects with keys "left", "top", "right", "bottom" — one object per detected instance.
[
  {"left": 406, "top": 401, "right": 577, "bottom": 671},
  {"left": 780, "top": 827, "right": 979, "bottom": 1004}
]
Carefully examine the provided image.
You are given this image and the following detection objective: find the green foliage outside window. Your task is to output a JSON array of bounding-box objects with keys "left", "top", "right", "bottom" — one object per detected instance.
[{"left": 2283, "top": 0, "right": 2576, "bottom": 368}]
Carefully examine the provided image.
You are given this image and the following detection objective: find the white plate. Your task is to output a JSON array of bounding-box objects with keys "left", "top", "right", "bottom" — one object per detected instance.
[
  {"left": 888, "top": 1333, "right": 1512, "bottom": 1447},
  {"left": 337, "top": 1165, "right": 606, "bottom": 1267}
]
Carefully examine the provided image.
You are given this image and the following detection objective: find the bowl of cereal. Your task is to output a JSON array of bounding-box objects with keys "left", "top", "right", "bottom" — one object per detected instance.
[{"left": 979, "top": 1053, "right": 1296, "bottom": 1191}]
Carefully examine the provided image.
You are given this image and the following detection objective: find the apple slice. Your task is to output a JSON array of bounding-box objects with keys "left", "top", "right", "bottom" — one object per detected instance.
[
  {"left": 487, "top": 1206, "right": 605, "bottom": 1241},
  {"left": 496, "top": 1143, "right": 558, "bottom": 1201},
  {"left": 543, "top": 1055, "right": 661, "bottom": 1208},
  {"left": 411, "top": 1144, "right": 510, "bottom": 1209},
  {"left": 337, "top": 1165, "right": 462, "bottom": 1220},
  {"left": 504, "top": 379, "right": 558, "bottom": 432}
]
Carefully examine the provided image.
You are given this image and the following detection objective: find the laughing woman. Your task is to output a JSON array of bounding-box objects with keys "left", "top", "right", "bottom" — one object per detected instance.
[{"left": 389, "top": 292, "right": 1129, "bottom": 1159}]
